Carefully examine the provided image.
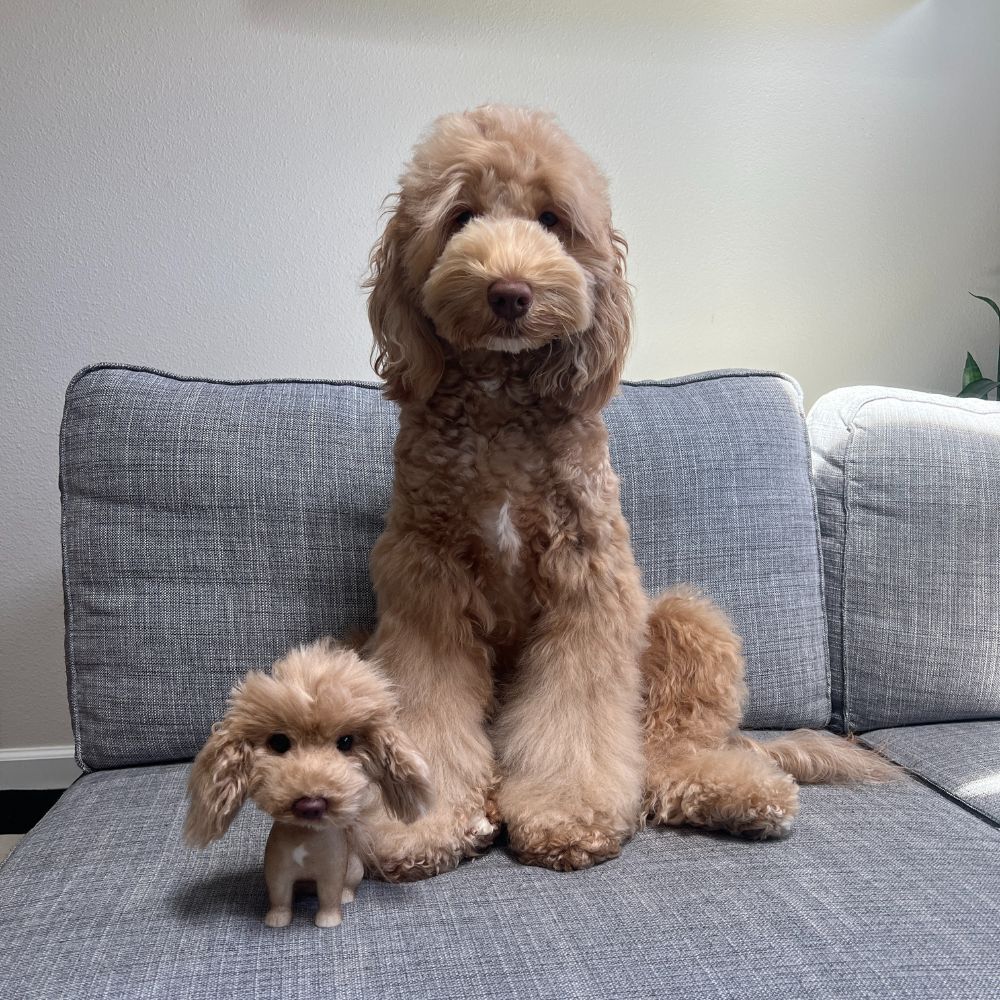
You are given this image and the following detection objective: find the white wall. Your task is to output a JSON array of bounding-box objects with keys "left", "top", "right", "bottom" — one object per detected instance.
[{"left": 2, "top": 0, "right": 999, "bottom": 752}]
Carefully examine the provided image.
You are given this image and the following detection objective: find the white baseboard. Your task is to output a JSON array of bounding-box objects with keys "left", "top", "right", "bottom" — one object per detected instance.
[{"left": 0, "top": 746, "right": 82, "bottom": 790}]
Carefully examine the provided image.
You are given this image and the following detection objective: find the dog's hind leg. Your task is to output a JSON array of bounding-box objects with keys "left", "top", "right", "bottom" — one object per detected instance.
[{"left": 642, "top": 587, "right": 800, "bottom": 839}]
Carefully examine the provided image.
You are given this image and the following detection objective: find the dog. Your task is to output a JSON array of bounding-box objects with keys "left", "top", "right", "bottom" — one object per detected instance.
[
  {"left": 362, "top": 105, "right": 896, "bottom": 881},
  {"left": 184, "top": 639, "right": 432, "bottom": 925}
]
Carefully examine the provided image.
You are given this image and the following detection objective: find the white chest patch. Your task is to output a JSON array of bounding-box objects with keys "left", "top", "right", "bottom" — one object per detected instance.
[
  {"left": 495, "top": 499, "right": 521, "bottom": 561},
  {"left": 291, "top": 844, "right": 308, "bottom": 867}
]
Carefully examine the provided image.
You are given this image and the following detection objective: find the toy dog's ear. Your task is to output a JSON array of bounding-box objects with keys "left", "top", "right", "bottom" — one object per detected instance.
[
  {"left": 183, "top": 717, "right": 254, "bottom": 848},
  {"left": 364, "top": 724, "right": 434, "bottom": 824}
]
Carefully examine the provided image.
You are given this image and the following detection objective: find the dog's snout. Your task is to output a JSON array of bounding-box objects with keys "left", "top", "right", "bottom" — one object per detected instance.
[
  {"left": 291, "top": 796, "right": 328, "bottom": 821},
  {"left": 488, "top": 280, "right": 533, "bottom": 322}
]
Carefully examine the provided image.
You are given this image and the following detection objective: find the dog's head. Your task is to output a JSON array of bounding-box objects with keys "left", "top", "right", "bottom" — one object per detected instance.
[
  {"left": 367, "top": 105, "right": 631, "bottom": 411},
  {"left": 183, "top": 639, "right": 432, "bottom": 848}
]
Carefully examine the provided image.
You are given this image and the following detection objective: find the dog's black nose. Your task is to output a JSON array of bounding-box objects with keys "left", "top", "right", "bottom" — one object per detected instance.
[
  {"left": 291, "top": 796, "right": 328, "bottom": 821},
  {"left": 488, "top": 280, "right": 533, "bottom": 322}
]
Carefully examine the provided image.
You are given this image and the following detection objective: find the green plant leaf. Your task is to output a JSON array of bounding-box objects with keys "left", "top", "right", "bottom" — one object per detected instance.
[
  {"left": 970, "top": 292, "right": 1000, "bottom": 323},
  {"left": 963, "top": 352, "right": 983, "bottom": 389},
  {"left": 958, "top": 378, "right": 999, "bottom": 399}
]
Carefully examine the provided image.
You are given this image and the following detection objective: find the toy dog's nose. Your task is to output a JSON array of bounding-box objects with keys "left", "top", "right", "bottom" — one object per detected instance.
[
  {"left": 488, "top": 280, "right": 533, "bottom": 321},
  {"left": 291, "top": 796, "right": 328, "bottom": 821}
]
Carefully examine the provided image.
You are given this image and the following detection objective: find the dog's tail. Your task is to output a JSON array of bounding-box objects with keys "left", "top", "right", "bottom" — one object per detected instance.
[{"left": 732, "top": 729, "right": 901, "bottom": 784}]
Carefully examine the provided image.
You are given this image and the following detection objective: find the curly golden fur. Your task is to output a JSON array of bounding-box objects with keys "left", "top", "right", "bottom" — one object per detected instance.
[{"left": 363, "top": 105, "right": 897, "bottom": 880}]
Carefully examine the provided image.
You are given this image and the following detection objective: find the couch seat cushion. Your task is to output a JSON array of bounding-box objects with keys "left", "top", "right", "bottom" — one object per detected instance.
[
  {"left": 861, "top": 720, "right": 1000, "bottom": 825},
  {"left": 2, "top": 753, "right": 999, "bottom": 999}
]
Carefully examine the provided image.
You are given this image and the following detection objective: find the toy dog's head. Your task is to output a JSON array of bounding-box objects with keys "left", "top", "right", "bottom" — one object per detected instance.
[{"left": 184, "top": 639, "right": 433, "bottom": 848}]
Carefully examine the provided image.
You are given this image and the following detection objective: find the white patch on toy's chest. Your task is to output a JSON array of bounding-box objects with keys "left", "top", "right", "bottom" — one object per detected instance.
[{"left": 292, "top": 844, "right": 308, "bottom": 867}]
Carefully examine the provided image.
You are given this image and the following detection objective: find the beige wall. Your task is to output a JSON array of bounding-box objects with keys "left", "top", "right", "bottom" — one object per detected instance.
[{"left": 2, "top": 1, "right": 999, "bottom": 750}]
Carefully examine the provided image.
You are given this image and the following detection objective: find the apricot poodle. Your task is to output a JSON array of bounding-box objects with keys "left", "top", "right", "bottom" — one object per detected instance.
[{"left": 362, "top": 105, "right": 895, "bottom": 881}]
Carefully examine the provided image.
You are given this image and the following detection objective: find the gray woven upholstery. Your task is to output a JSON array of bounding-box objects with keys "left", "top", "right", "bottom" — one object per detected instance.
[
  {"left": 2, "top": 756, "right": 998, "bottom": 1000},
  {"left": 862, "top": 720, "right": 1000, "bottom": 825},
  {"left": 810, "top": 386, "right": 1000, "bottom": 732},
  {"left": 61, "top": 368, "right": 396, "bottom": 771},
  {"left": 60, "top": 366, "right": 829, "bottom": 770},
  {"left": 607, "top": 374, "right": 828, "bottom": 729}
]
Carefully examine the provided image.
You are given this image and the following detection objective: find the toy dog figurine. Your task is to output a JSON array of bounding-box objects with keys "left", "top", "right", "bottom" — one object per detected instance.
[{"left": 184, "top": 639, "right": 433, "bottom": 927}]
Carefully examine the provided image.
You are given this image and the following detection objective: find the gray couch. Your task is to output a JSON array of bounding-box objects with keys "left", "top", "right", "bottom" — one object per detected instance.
[{"left": 2, "top": 365, "right": 998, "bottom": 999}]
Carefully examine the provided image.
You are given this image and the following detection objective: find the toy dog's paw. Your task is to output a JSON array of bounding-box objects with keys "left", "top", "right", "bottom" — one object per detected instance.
[
  {"left": 340, "top": 887, "right": 356, "bottom": 904},
  {"left": 315, "top": 908, "right": 342, "bottom": 928},
  {"left": 264, "top": 906, "right": 292, "bottom": 928}
]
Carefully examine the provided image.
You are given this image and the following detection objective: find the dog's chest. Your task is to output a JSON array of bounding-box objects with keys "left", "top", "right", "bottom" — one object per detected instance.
[
  {"left": 399, "top": 381, "right": 613, "bottom": 576},
  {"left": 468, "top": 430, "right": 596, "bottom": 582}
]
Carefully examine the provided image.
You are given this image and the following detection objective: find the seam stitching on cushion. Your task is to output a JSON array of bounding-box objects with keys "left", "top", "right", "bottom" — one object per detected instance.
[
  {"left": 857, "top": 735, "right": 1000, "bottom": 830},
  {"left": 67, "top": 362, "right": 384, "bottom": 392},
  {"left": 834, "top": 389, "right": 1000, "bottom": 418},
  {"left": 839, "top": 401, "right": 863, "bottom": 734},
  {"left": 69, "top": 362, "right": 797, "bottom": 394},
  {"left": 839, "top": 393, "right": 916, "bottom": 732},
  {"left": 621, "top": 370, "right": 797, "bottom": 390},
  {"left": 59, "top": 382, "right": 88, "bottom": 774},
  {"left": 794, "top": 389, "right": 833, "bottom": 727}
]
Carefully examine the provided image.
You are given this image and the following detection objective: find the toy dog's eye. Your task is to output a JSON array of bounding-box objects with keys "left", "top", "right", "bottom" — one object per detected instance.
[
  {"left": 267, "top": 733, "right": 292, "bottom": 754},
  {"left": 453, "top": 209, "right": 475, "bottom": 230},
  {"left": 336, "top": 735, "right": 354, "bottom": 753},
  {"left": 538, "top": 211, "right": 559, "bottom": 229}
]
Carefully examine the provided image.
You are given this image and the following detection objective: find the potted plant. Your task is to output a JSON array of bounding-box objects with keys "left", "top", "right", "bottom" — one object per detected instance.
[{"left": 960, "top": 293, "right": 1000, "bottom": 400}]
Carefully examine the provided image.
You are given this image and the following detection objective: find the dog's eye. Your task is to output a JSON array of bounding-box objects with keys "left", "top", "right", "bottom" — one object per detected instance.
[
  {"left": 538, "top": 211, "right": 559, "bottom": 229},
  {"left": 453, "top": 210, "right": 475, "bottom": 231},
  {"left": 267, "top": 733, "right": 292, "bottom": 754},
  {"left": 336, "top": 735, "right": 354, "bottom": 753}
]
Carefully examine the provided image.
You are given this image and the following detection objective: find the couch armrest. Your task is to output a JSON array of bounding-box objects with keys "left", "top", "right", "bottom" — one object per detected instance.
[{"left": 809, "top": 386, "right": 1000, "bottom": 731}]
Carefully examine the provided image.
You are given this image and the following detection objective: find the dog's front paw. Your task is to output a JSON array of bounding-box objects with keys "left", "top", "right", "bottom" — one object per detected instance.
[
  {"left": 368, "top": 805, "right": 499, "bottom": 882},
  {"left": 507, "top": 818, "right": 626, "bottom": 871},
  {"left": 498, "top": 770, "right": 640, "bottom": 872}
]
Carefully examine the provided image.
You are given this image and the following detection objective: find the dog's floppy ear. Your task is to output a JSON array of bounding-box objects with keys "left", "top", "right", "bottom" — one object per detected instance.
[
  {"left": 532, "top": 228, "right": 632, "bottom": 413},
  {"left": 362, "top": 722, "right": 434, "bottom": 824},
  {"left": 183, "top": 713, "right": 254, "bottom": 848},
  {"left": 366, "top": 201, "right": 445, "bottom": 404},
  {"left": 580, "top": 228, "right": 632, "bottom": 410}
]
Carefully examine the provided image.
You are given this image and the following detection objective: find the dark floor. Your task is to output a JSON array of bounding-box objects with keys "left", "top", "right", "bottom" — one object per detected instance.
[{"left": 0, "top": 789, "right": 65, "bottom": 834}]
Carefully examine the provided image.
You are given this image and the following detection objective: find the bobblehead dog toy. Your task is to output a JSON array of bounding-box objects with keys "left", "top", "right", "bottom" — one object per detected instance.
[{"left": 184, "top": 639, "right": 433, "bottom": 927}]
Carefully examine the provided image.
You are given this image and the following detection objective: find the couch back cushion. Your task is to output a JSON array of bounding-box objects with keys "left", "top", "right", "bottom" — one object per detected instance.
[
  {"left": 810, "top": 386, "right": 1000, "bottom": 731},
  {"left": 61, "top": 366, "right": 829, "bottom": 770}
]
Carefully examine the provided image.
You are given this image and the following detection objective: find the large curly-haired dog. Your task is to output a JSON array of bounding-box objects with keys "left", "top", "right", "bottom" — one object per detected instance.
[{"left": 363, "top": 105, "right": 895, "bottom": 880}]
